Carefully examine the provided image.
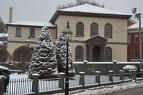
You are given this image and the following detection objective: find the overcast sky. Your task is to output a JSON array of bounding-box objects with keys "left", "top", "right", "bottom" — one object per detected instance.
[{"left": 0, "top": 0, "right": 143, "bottom": 23}]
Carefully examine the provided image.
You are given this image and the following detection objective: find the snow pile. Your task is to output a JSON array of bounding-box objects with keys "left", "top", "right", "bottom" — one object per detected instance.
[
  {"left": 123, "top": 65, "right": 137, "bottom": 71},
  {"left": 68, "top": 81, "right": 143, "bottom": 95},
  {"left": 0, "top": 65, "right": 9, "bottom": 71},
  {"left": 0, "top": 33, "right": 8, "bottom": 37}
]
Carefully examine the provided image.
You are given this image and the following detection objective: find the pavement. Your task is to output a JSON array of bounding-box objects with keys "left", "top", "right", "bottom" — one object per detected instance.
[{"left": 110, "top": 87, "right": 143, "bottom": 95}]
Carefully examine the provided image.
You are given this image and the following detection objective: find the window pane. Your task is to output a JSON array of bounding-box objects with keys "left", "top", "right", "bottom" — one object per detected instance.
[
  {"left": 105, "top": 47, "right": 112, "bottom": 62},
  {"left": 91, "top": 23, "right": 98, "bottom": 37},
  {"left": 75, "top": 46, "right": 83, "bottom": 61},
  {"left": 128, "top": 34, "right": 131, "bottom": 44},
  {"left": 30, "top": 27, "right": 35, "bottom": 38},
  {"left": 134, "top": 34, "right": 139, "bottom": 44},
  {"left": 104, "top": 23, "right": 112, "bottom": 38},
  {"left": 141, "top": 33, "right": 143, "bottom": 43},
  {"left": 134, "top": 48, "right": 139, "bottom": 58},
  {"left": 16, "top": 27, "right": 21, "bottom": 37},
  {"left": 76, "top": 22, "right": 84, "bottom": 37}
]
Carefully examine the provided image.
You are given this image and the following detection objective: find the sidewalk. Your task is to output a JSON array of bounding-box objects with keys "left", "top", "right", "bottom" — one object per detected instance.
[
  {"left": 66, "top": 81, "right": 143, "bottom": 95},
  {"left": 110, "top": 87, "right": 143, "bottom": 95}
]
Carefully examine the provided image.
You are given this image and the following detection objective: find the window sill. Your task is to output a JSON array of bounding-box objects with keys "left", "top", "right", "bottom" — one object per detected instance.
[{"left": 76, "top": 36, "right": 84, "bottom": 37}]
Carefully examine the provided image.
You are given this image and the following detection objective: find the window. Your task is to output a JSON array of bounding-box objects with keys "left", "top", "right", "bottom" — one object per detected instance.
[
  {"left": 30, "top": 27, "right": 35, "bottom": 38},
  {"left": 142, "top": 33, "right": 143, "bottom": 43},
  {"left": 105, "top": 47, "right": 112, "bottom": 62},
  {"left": 90, "top": 23, "right": 98, "bottom": 37},
  {"left": 134, "top": 48, "right": 139, "bottom": 58},
  {"left": 104, "top": 23, "right": 112, "bottom": 38},
  {"left": 128, "top": 34, "right": 131, "bottom": 44},
  {"left": 76, "top": 22, "right": 84, "bottom": 37},
  {"left": 16, "top": 26, "right": 21, "bottom": 37},
  {"left": 75, "top": 46, "right": 83, "bottom": 61},
  {"left": 134, "top": 34, "right": 139, "bottom": 44}
]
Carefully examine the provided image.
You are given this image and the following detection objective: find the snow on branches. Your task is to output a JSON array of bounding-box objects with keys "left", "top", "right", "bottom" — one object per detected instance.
[
  {"left": 29, "top": 26, "right": 58, "bottom": 79},
  {"left": 29, "top": 26, "right": 75, "bottom": 79},
  {"left": 56, "top": 32, "right": 75, "bottom": 77}
]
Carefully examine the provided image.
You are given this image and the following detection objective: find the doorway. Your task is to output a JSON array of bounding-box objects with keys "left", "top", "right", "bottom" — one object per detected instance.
[{"left": 93, "top": 46, "right": 101, "bottom": 62}]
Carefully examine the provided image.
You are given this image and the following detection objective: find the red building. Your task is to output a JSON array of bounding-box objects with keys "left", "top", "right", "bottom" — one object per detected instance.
[{"left": 128, "top": 21, "right": 143, "bottom": 61}]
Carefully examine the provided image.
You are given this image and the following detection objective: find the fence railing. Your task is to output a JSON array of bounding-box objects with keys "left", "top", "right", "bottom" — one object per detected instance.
[
  {"left": 3, "top": 69, "right": 143, "bottom": 95},
  {"left": 6, "top": 78, "right": 33, "bottom": 95}
]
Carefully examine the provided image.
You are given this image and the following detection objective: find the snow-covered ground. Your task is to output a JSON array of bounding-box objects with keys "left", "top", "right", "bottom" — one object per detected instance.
[
  {"left": 10, "top": 73, "right": 28, "bottom": 79},
  {"left": 62, "top": 81, "right": 143, "bottom": 95}
]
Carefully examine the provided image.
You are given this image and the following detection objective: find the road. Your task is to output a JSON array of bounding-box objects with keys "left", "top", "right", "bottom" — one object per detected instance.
[{"left": 110, "top": 87, "right": 143, "bottom": 95}]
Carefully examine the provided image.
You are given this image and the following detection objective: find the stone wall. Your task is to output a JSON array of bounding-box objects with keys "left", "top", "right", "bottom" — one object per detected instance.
[{"left": 73, "top": 61, "right": 140, "bottom": 75}]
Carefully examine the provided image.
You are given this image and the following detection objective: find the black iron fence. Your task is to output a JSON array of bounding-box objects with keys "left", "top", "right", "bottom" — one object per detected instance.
[{"left": 2, "top": 70, "right": 143, "bottom": 95}]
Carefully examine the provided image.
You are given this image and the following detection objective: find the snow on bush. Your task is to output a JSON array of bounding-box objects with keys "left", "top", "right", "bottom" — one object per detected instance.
[
  {"left": 29, "top": 26, "right": 58, "bottom": 79},
  {"left": 56, "top": 32, "right": 75, "bottom": 77}
]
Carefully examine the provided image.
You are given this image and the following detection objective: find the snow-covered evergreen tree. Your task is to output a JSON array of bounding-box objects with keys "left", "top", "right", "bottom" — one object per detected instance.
[
  {"left": 56, "top": 32, "right": 75, "bottom": 77},
  {"left": 29, "top": 26, "right": 58, "bottom": 79}
]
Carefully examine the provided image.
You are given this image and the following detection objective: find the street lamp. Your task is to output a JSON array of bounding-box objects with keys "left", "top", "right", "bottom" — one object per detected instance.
[
  {"left": 132, "top": 8, "right": 142, "bottom": 70},
  {"left": 63, "top": 21, "right": 72, "bottom": 95},
  {"left": 26, "top": 37, "right": 30, "bottom": 48}
]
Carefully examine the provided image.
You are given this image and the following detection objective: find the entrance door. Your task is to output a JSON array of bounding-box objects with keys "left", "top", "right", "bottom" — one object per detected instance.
[{"left": 93, "top": 46, "right": 101, "bottom": 62}]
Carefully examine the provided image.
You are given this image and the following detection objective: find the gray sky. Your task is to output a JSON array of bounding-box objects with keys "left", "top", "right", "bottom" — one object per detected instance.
[{"left": 0, "top": 0, "right": 143, "bottom": 23}]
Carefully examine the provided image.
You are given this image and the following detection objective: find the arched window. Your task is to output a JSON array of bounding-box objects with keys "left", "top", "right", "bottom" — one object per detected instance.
[
  {"left": 75, "top": 46, "right": 83, "bottom": 61},
  {"left": 105, "top": 47, "right": 112, "bottom": 62},
  {"left": 90, "top": 23, "right": 98, "bottom": 37},
  {"left": 104, "top": 23, "right": 112, "bottom": 38},
  {"left": 76, "top": 22, "right": 84, "bottom": 37}
]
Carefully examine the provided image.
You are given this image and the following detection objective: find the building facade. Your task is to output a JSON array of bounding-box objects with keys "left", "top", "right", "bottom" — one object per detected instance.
[
  {"left": 7, "top": 21, "right": 56, "bottom": 55},
  {"left": 7, "top": 4, "right": 131, "bottom": 62},
  {"left": 127, "top": 21, "right": 143, "bottom": 61}
]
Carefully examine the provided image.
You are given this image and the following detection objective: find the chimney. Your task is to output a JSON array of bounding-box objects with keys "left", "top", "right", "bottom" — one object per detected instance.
[{"left": 9, "top": 7, "right": 13, "bottom": 23}]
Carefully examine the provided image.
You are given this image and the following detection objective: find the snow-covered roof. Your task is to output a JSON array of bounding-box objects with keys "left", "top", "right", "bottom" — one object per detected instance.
[
  {"left": 50, "top": 4, "right": 131, "bottom": 23},
  {"left": 7, "top": 21, "right": 55, "bottom": 27},
  {"left": 0, "top": 33, "right": 8, "bottom": 37},
  {"left": 128, "top": 21, "right": 143, "bottom": 30},
  {"left": 60, "top": 4, "right": 130, "bottom": 16}
]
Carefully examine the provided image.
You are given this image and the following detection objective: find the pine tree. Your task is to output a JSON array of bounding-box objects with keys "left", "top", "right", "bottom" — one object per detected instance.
[
  {"left": 29, "top": 26, "right": 58, "bottom": 79},
  {"left": 56, "top": 32, "right": 75, "bottom": 77}
]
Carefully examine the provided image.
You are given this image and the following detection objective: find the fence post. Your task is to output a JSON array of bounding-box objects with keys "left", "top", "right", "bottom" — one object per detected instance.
[
  {"left": 109, "top": 70, "right": 113, "bottom": 84},
  {"left": 133, "top": 70, "right": 136, "bottom": 81},
  {"left": 32, "top": 73, "right": 39, "bottom": 95},
  {"left": 83, "top": 60, "right": 88, "bottom": 74},
  {"left": 79, "top": 72, "right": 85, "bottom": 88},
  {"left": 59, "top": 72, "right": 65, "bottom": 90},
  {"left": 120, "top": 70, "right": 124, "bottom": 83},
  {"left": 113, "top": 60, "right": 117, "bottom": 74},
  {"left": 0, "top": 75, "right": 6, "bottom": 95},
  {"left": 96, "top": 71, "right": 101, "bottom": 86},
  {"left": 129, "top": 70, "right": 133, "bottom": 80},
  {"left": 140, "top": 69, "right": 143, "bottom": 79}
]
